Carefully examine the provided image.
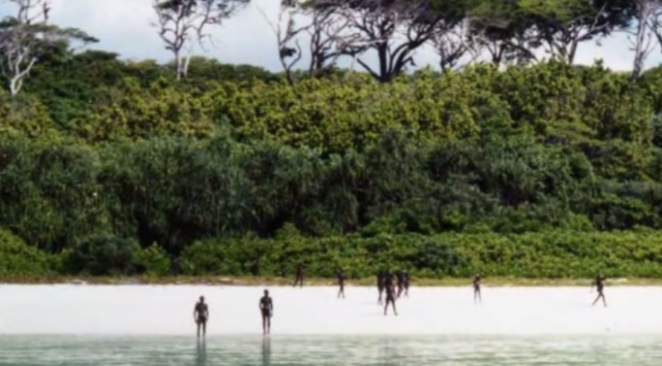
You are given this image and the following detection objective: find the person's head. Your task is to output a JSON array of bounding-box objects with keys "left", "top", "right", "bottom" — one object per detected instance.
[
  {"left": 264, "top": 289, "right": 269, "bottom": 296},
  {"left": 200, "top": 296, "right": 205, "bottom": 303}
]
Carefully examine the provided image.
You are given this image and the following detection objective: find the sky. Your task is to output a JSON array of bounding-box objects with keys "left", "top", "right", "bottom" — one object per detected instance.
[{"left": 2, "top": 0, "right": 662, "bottom": 72}]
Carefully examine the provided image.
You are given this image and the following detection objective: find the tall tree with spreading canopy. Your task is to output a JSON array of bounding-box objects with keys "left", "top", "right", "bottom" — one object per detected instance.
[
  {"left": 628, "top": 0, "right": 658, "bottom": 80},
  {"left": 432, "top": 18, "right": 480, "bottom": 71},
  {"left": 521, "top": 0, "right": 634, "bottom": 64},
  {"left": 0, "top": 0, "right": 96, "bottom": 97},
  {"left": 261, "top": 0, "right": 358, "bottom": 85},
  {"left": 152, "top": 0, "right": 250, "bottom": 80},
  {"left": 468, "top": 0, "right": 538, "bottom": 67},
  {"left": 316, "top": 0, "right": 470, "bottom": 82}
]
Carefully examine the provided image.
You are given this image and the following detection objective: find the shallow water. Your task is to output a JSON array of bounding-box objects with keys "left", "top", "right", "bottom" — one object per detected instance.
[{"left": 1, "top": 335, "right": 661, "bottom": 366}]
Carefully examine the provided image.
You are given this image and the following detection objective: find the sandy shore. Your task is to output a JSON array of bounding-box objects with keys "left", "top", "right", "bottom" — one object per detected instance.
[{"left": 1, "top": 285, "right": 662, "bottom": 335}]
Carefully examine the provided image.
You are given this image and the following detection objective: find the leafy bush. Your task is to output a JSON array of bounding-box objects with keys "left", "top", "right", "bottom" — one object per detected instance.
[
  {"left": 176, "top": 231, "right": 662, "bottom": 279},
  {"left": 64, "top": 234, "right": 140, "bottom": 276},
  {"left": 0, "top": 228, "right": 55, "bottom": 276},
  {"left": 134, "top": 243, "right": 171, "bottom": 276}
]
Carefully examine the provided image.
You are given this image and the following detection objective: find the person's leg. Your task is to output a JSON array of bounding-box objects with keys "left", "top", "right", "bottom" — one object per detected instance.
[
  {"left": 202, "top": 321, "right": 207, "bottom": 337},
  {"left": 592, "top": 294, "right": 600, "bottom": 306},
  {"left": 267, "top": 315, "right": 271, "bottom": 334},
  {"left": 392, "top": 299, "right": 398, "bottom": 316},
  {"left": 601, "top": 293, "right": 607, "bottom": 307},
  {"left": 197, "top": 321, "right": 201, "bottom": 337}
]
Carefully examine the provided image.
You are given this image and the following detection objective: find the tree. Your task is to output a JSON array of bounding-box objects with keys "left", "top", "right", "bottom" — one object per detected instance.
[
  {"left": 261, "top": 0, "right": 365, "bottom": 85},
  {"left": 0, "top": 0, "right": 50, "bottom": 97},
  {"left": 521, "top": 0, "right": 634, "bottom": 64},
  {"left": 468, "top": 0, "right": 538, "bottom": 67},
  {"left": 326, "top": 0, "right": 469, "bottom": 82},
  {"left": 0, "top": 0, "right": 96, "bottom": 97},
  {"left": 432, "top": 19, "right": 480, "bottom": 71},
  {"left": 628, "top": 0, "right": 657, "bottom": 80},
  {"left": 152, "top": 0, "right": 249, "bottom": 80}
]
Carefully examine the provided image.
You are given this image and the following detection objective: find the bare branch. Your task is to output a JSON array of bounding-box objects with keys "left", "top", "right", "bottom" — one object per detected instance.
[
  {"left": 628, "top": 0, "right": 658, "bottom": 80},
  {"left": 433, "top": 19, "right": 480, "bottom": 72},
  {"left": 0, "top": 0, "right": 51, "bottom": 96},
  {"left": 535, "top": 0, "right": 616, "bottom": 64},
  {"left": 257, "top": 2, "right": 309, "bottom": 85},
  {"left": 152, "top": 0, "right": 248, "bottom": 80},
  {"left": 329, "top": 0, "right": 459, "bottom": 82}
]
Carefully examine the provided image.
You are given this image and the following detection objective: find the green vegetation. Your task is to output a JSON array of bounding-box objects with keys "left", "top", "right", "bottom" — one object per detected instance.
[{"left": 2, "top": 0, "right": 662, "bottom": 281}]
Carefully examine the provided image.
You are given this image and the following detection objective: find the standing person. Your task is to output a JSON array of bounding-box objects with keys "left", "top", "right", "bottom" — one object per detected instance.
[
  {"left": 396, "top": 270, "right": 405, "bottom": 298},
  {"left": 260, "top": 289, "right": 274, "bottom": 335},
  {"left": 377, "top": 270, "right": 385, "bottom": 304},
  {"left": 384, "top": 270, "right": 394, "bottom": 291},
  {"left": 193, "top": 296, "right": 209, "bottom": 338},
  {"left": 384, "top": 273, "right": 398, "bottom": 316},
  {"left": 473, "top": 275, "right": 482, "bottom": 304},
  {"left": 293, "top": 263, "right": 305, "bottom": 287},
  {"left": 592, "top": 274, "right": 608, "bottom": 307},
  {"left": 402, "top": 270, "right": 410, "bottom": 298},
  {"left": 337, "top": 268, "right": 346, "bottom": 299}
]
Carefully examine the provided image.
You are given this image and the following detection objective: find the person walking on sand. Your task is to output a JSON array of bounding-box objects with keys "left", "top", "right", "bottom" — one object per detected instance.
[
  {"left": 260, "top": 289, "right": 274, "bottom": 335},
  {"left": 473, "top": 275, "right": 482, "bottom": 304},
  {"left": 194, "top": 296, "right": 209, "bottom": 338},
  {"left": 384, "top": 274, "right": 398, "bottom": 316},
  {"left": 377, "top": 270, "right": 386, "bottom": 304},
  {"left": 337, "top": 268, "right": 346, "bottom": 299},
  {"left": 293, "top": 263, "right": 305, "bottom": 287},
  {"left": 592, "top": 274, "right": 607, "bottom": 307},
  {"left": 396, "top": 270, "right": 405, "bottom": 298}
]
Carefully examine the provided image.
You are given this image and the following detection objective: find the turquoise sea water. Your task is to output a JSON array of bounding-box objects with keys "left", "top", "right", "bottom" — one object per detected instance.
[{"left": 1, "top": 335, "right": 661, "bottom": 366}]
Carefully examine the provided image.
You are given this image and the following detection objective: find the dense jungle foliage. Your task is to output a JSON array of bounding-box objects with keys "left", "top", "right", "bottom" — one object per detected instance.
[{"left": 3, "top": 42, "right": 662, "bottom": 278}]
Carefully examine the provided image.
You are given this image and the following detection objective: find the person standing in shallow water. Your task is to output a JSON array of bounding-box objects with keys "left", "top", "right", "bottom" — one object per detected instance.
[
  {"left": 260, "top": 289, "right": 274, "bottom": 335},
  {"left": 337, "top": 268, "right": 346, "bottom": 299},
  {"left": 293, "top": 263, "right": 305, "bottom": 287},
  {"left": 473, "top": 275, "right": 482, "bottom": 304},
  {"left": 194, "top": 296, "right": 209, "bottom": 338},
  {"left": 592, "top": 274, "right": 607, "bottom": 307}
]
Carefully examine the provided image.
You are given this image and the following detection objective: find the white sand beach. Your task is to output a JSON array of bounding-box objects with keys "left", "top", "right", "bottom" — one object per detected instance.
[{"left": 1, "top": 285, "right": 661, "bottom": 335}]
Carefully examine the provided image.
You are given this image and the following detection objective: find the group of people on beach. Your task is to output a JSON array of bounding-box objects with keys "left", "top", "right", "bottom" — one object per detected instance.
[{"left": 191, "top": 265, "right": 609, "bottom": 337}]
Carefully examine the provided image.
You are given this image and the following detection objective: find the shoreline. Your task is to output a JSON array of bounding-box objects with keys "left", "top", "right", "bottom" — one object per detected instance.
[{"left": 2, "top": 276, "right": 662, "bottom": 287}]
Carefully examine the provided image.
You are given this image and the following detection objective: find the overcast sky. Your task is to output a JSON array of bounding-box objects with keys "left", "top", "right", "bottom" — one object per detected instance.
[{"left": 4, "top": 0, "right": 662, "bottom": 72}]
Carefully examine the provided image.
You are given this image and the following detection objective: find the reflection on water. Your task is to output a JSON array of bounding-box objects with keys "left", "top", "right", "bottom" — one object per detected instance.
[
  {"left": 262, "top": 337, "right": 271, "bottom": 366},
  {"left": 196, "top": 340, "right": 206, "bottom": 366},
  {"left": 1, "top": 335, "right": 662, "bottom": 365}
]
